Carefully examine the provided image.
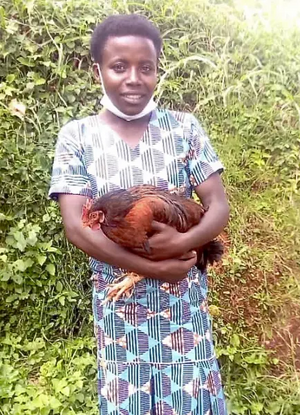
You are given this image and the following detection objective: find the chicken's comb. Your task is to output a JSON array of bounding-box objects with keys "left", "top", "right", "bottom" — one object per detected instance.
[{"left": 81, "top": 198, "right": 93, "bottom": 221}]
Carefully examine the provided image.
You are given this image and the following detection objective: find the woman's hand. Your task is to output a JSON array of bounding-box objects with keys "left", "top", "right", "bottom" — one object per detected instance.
[
  {"left": 148, "top": 250, "right": 197, "bottom": 283},
  {"left": 133, "top": 221, "right": 188, "bottom": 260}
]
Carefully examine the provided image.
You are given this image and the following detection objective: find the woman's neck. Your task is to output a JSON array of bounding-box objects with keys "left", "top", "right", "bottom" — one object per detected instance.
[
  {"left": 99, "top": 108, "right": 151, "bottom": 128},
  {"left": 99, "top": 109, "right": 152, "bottom": 149}
]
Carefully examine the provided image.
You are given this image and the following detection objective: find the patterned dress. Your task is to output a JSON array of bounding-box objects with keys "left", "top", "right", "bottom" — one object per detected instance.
[{"left": 49, "top": 109, "right": 227, "bottom": 415}]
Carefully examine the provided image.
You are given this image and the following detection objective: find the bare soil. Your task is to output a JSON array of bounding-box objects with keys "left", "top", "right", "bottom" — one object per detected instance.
[{"left": 212, "top": 231, "right": 300, "bottom": 372}]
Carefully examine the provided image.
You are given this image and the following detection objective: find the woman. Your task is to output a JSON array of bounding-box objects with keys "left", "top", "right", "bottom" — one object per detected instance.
[{"left": 49, "top": 14, "right": 229, "bottom": 415}]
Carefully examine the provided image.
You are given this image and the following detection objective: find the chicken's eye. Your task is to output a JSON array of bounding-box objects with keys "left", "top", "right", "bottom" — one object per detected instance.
[{"left": 89, "top": 210, "right": 105, "bottom": 224}]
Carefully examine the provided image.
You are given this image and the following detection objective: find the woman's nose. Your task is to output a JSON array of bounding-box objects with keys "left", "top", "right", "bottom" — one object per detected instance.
[{"left": 126, "top": 68, "right": 141, "bottom": 84}]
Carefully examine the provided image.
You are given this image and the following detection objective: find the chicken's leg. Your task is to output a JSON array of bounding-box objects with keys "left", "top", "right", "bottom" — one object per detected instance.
[{"left": 103, "top": 272, "right": 144, "bottom": 304}]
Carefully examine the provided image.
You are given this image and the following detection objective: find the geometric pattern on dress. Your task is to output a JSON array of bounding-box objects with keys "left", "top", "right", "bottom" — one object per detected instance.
[
  {"left": 93, "top": 272, "right": 214, "bottom": 365},
  {"left": 49, "top": 108, "right": 227, "bottom": 415},
  {"left": 97, "top": 358, "right": 227, "bottom": 415},
  {"left": 93, "top": 270, "right": 227, "bottom": 414}
]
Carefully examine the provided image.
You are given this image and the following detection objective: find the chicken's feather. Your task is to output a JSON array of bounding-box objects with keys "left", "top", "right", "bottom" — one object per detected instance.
[{"left": 83, "top": 185, "right": 223, "bottom": 272}]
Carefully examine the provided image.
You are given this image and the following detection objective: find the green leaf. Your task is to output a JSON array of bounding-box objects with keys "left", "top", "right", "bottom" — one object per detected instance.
[
  {"left": 59, "top": 296, "right": 65, "bottom": 306},
  {"left": 46, "top": 263, "right": 55, "bottom": 276},
  {"left": 43, "top": 213, "right": 51, "bottom": 222},
  {"left": 76, "top": 392, "right": 85, "bottom": 403},
  {"left": 27, "top": 230, "right": 38, "bottom": 246},
  {"left": 17, "top": 57, "right": 35, "bottom": 67},
  {"left": 52, "top": 378, "right": 68, "bottom": 392},
  {"left": 6, "top": 74, "right": 15, "bottom": 83},
  {"left": 12, "top": 273, "right": 23, "bottom": 284},
  {"left": 231, "top": 334, "right": 240, "bottom": 348},
  {"left": 1, "top": 271, "right": 11, "bottom": 281},
  {"left": 56, "top": 281, "right": 63, "bottom": 292},
  {"left": 8, "top": 231, "right": 27, "bottom": 251},
  {"left": 61, "top": 385, "right": 70, "bottom": 396},
  {"left": 14, "top": 258, "right": 34, "bottom": 271},
  {"left": 0, "top": 254, "right": 8, "bottom": 262},
  {"left": 5, "top": 236, "right": 15, "bottom": 247},
  {"left": 34, "top": 77, "right": 46, "bottom": 86},
  {"left": 6, "top": 294, "right": 18, "bottom": 303},
  {"left": 31, "top": 393, "right": 50, "bottom": 408},
  {"left": 36, "top": 255, "right": 47, "bottom": 266},
  {"left": 250, "top": 402, "right": 264, "bottom": 413},
  {"left": 48, "top": 396, "right": 62, "bottom": 410}
]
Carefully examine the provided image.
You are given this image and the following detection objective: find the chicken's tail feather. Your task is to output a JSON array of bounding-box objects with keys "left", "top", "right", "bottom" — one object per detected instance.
[{"left": 196, "top": 240, "right": 224, "bottom": 272}]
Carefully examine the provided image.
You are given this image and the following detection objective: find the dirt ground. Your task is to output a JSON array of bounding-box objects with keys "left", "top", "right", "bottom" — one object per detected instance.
[{"left": 211, "top": 232, "right": 300, "bottom": 372}]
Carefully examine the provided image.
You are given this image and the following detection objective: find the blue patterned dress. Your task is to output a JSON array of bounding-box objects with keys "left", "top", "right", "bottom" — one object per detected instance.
[{"left": 49, "top": 109, "right": 227, "bottom": 415}]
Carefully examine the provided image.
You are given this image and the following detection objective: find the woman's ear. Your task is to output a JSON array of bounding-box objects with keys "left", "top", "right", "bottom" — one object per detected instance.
[{"left": 92, "top": 63, "right": 101, "bottom": 82}]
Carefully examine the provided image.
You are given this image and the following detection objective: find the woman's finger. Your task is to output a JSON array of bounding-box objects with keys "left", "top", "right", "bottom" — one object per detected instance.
[
  {"left": 178, "top": 251, "right": 197, "bottom": 260},
  {"left": 183, "top": 254, "right": 197, "bottom": 268},
  {"left": 130, "top": 247, "right": 151, "bottom": 258},
  {"left": 187, "top": 255, "right": 197, "bottom": 267}
]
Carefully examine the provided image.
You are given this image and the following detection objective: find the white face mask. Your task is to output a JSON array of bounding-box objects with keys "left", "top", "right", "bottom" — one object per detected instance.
[{"left": 96, "top": 64, "right": 157, "bottom": 122}]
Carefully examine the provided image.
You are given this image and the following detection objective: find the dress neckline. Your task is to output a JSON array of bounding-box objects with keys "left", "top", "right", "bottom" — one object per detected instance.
[{"left": 97, "top": 110, "right": 157, "bottom": 151}]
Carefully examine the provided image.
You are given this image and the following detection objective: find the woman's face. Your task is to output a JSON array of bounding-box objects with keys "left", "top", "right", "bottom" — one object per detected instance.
[{"left": 98, "top": 36, "right": 158, "bottom": 115}]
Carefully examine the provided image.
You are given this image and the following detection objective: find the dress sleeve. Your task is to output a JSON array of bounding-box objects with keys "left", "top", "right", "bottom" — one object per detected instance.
[
  {"left": 186, "top": 114, "right": 224, "bottom": 187},
  {"left": 48, "top": 120, "right": 92, "bottom": 201}
]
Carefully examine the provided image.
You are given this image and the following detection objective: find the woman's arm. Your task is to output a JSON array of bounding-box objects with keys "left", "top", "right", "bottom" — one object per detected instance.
[
  {"left": 181, "top": 172, "right": 229, "bottom": 251},
  {"left": 58, "top": 194, "right": 197, "bottom": 282}
]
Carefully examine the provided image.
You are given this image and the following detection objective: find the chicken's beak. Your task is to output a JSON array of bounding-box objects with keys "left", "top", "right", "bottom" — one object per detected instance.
[{"left": 98, "top": 211, "right": 105, "bottom": 223}]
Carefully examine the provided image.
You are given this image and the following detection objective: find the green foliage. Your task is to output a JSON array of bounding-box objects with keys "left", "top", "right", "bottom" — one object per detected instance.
[
  {"left": 0, "top": 0, "right": 299, "bottom": 413},
  {"left": 0, "top": 335, "right": 98, "bottom": 415}
]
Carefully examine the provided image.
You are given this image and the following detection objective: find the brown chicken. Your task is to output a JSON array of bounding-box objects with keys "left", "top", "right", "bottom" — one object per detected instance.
[{"left": 82, "top": 185, "right": 223, "bottom": 302}]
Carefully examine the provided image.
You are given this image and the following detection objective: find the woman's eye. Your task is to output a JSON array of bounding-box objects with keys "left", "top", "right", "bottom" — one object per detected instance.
[
  {"left": 113, "top": 64, "right": 126, "bottom": 72},
  {"left": 141, "top": 66, "right": 152, "bottom": 73}
]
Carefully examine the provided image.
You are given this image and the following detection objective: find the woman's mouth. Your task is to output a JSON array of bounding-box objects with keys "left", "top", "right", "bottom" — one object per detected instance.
[{"left": 122, "top": 94, "right": 144, "bottom": 104}]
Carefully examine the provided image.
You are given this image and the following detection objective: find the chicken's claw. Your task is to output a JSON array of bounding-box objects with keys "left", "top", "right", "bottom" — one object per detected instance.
[{"left": 102, "top": 272, "right": 144, "bottom": 304}]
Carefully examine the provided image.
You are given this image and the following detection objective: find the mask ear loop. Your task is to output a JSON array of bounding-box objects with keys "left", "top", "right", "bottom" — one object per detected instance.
[{"left": 93, "top": 63, "right": 106, "bottom": 94}]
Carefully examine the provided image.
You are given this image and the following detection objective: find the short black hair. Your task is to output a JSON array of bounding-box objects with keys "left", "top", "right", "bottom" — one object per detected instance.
[{"left": 90, "top": 14, "right": 162, "bottom": 64}]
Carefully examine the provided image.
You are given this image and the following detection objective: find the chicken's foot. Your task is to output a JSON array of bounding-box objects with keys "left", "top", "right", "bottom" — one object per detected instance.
[{"left": 102, "top": 272, "right": 144, "bottom": 304}]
